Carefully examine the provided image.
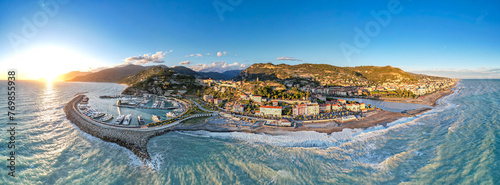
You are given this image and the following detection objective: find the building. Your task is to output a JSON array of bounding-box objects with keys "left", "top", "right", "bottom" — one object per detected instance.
[
  {"left": 293, "top": 103, "right": 320, "bottom": 116},
  {"left": 239, "top": 94, "right": 249, "bottom": 100},
  {"left": 233, "top": 104, "right": 244, "bottom": 112},
  {"left": 293, "top": 104, "right": 307, "bottom": 116},
  {"left": 250, "top": 95, "right": 262, "bottom": 103},
  {"left": 331, "top": 104, "right": 342, "bottom": 111},
  {"left": 337, "top": 99, "right": 347, "bottom": 105},
  {"left": 346, "top": 103, "right": 360, "bottom": 112},
  {"left": 259, "top": 106, "right": 282, "bottom": 117},
  {"left": 306, "top": 103, "right": 320, "bottom": 115},
  {"left": 319, "top": 103, "right": 331, "bottom": 112},
  {"left": 359, "top": 103, "right": 366, "bottom": 110},
  {"left": 203, "top": 95, "right": 213, "bottom": 102},
  {"left": 214, "top": 98, "right": 223, "bottom": 105},
  {"left": 279, "top": 119, "right": 292, "bottom": 127}
]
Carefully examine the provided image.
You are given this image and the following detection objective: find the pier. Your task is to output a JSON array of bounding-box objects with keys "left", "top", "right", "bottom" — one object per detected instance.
[{"left": 64, "top": 95, "right": 218, "bottom": 160}]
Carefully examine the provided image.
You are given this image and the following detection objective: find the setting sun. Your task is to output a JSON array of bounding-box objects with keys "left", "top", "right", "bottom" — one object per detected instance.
[{"left": 3, "top": 46, "right": 105, "bottom": 81}]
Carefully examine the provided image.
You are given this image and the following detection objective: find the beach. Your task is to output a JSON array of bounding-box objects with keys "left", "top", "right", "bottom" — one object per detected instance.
[{"left": 174, "top": 108, "right": 431, "bottom": 135}]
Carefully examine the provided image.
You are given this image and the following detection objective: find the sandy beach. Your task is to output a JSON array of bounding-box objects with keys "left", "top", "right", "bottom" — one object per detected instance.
[
  {"left": 376, "top": 89, "right": 454, "bottom": 106},
  {"left": 174, "top": 108, "right": 431, "bottom": 135}
]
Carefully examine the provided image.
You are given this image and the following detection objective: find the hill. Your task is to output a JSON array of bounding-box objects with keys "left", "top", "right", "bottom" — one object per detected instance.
[
  {"left": 59, "top": 65, "right": 241, "bottom": 83},
  {"left": 236, "top": 63, "right": 438, "bottom": 86},
  {"left": 120, "top": 66, "right": 202, "bottom": 95},
  {"left": 67, "top": 65, "right": 150, "bottom": 83},
  {"left": 55, "top": 71, "right": 91, "bottom": 81}
]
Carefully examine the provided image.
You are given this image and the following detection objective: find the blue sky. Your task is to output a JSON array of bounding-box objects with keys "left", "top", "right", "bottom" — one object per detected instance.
[{"left": 1, "top": 0, "right": 499, "bottom": 79}]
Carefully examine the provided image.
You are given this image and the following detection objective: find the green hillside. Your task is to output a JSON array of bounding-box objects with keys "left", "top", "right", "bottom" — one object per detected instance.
[{"left": 236, "top": 63, "right": 433, "bottom": 86}]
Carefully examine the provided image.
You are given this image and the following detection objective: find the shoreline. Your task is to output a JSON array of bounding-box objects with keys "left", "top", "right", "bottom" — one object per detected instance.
[
  {"left": 173, "top": 108, "right": 431, "bottom": 135},
  {"left": 64, "top": 83, "right": 456, "bottom": 161}
]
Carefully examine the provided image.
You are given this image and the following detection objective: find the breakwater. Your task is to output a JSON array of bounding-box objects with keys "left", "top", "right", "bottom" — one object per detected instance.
[
  {"left": 64, "top": 95, "right": 218, "bottom": 160},
  {"left": 64, "top": 95, "right": 169, "bottom": 160}
]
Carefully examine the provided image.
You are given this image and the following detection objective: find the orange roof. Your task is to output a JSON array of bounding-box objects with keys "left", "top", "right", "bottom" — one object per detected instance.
[{"left": 260, "top": 106, "right": 282, "bottom": 109}]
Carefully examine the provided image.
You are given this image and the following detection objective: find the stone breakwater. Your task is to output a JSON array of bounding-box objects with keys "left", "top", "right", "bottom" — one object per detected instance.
[{"left": 64, "top": 95, "right": 174, "bottom": 160}]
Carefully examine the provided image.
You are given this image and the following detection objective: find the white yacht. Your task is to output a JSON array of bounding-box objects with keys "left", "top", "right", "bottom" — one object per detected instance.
[
  {"left": 115, "top": 115, "right": 125, "bottom": 124},
  {"left": 122, "top": 114, "right": 132, "bottom": 125},
  {"left": 152, "top": 115, "right": 162, "bottom": 122},
  {"left": 137, "top": 115, "right": 145, "bottom": 125}
]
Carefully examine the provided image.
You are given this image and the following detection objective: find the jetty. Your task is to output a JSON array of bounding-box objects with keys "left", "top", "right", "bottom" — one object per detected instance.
[{"left": 64, "top": 95, "right": 217, "bottom": 160}]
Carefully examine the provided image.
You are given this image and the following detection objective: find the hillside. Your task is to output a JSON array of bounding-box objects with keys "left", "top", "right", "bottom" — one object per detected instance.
[
  {"left": 59, "top": 65, "right": 241, "bottom": 83},
  {"left": 236, "top": 63, "right": 441, "bottom": 86},
  {"left": 67, "top": 65, "right": 150, "bottom": 83},
  {"left": 121, "top": 66, "right": 202, "bottom": 95},
  {"left": 55, "top": 71, "right": 91, "bottom": 81}
]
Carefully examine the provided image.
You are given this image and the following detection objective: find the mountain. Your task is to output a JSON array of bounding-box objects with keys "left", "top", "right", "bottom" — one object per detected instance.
[
  {"left": 236, "top": 63, "right": 438, "bottom": 86},
  {"left": 55, "top": 71, "right": 91, "bottom": 81},
  {"left": 120, "top": 66, "right": 202, "bottom": 95},
  {"left": 171, "top": 66, "right": 241, "bottom": 80},
  {"left": 66, "top": 65, "right": 152, "bottom": 83}
]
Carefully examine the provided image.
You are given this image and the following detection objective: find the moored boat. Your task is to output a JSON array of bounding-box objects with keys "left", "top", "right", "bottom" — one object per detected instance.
[
  {"left": 100, "top": 113, "right": 113, "bottom": 122},
  {"left": 115, "top": 115, "right": 125, "bottom": 124},
  {"left": 137, "top": 115, "right": 145, "bottom": 125},
  {"left": 123, "top": 114, "right": 132, "bottom": 125},
  {"left": 152, "top": 115, "right": 162, "bottom": 122}
]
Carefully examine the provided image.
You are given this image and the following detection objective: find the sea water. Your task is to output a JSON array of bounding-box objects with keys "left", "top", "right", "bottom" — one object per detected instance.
[{"left": 0, "top": 80, "right": 498, "bottom": 184}]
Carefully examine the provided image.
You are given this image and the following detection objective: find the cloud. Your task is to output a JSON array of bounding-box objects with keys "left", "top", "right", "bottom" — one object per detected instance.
[
  {"left": 188, "top": 53, "right": 203, "bottom": 57},
  {"left": 410, "top": 68, "right": 500, "bottom": 79},
  {"left": 124, "top": 51, "right": 167, "bottom": 65},
  {"left": 189, "top": 61, "right": 248, "bottom": 73},
  {"left": 206, "top": 53, "right": 212, "bottom": 55},
  {"left": 179, "top": 61, "right": 191, "bottom": 65},
  {"left": 217, "top": 51, "right": 227, "bottom": 57},
  {"left": 276, "top": 56, "right": 302, "bottom": 61}
]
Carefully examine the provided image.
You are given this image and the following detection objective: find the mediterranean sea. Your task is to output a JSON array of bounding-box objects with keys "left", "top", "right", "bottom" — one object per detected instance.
[{"left": 0, "top": 80, "right": 498, "bottom": 184}]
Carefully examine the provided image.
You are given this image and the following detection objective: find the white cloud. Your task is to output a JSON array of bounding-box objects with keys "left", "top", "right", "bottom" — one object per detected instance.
[
  {"left": 189, "top": 61, "right": 248, "bottom": 73},
  {"left": 188, "top": 53, "right": 203, "bottom": 57},
  {"left": 179, "top": 61, "right": 191, "bottom": 65},
  {"left": 217, "top": 51, "right": 227, "bottom": 57},
  {"left": 206, "top": 53, "right": 212, "bottom": 55},
  {"left": 276, "top": 56, "right": 302, "bottom": 61},
  {"left": 410, "top": 68, "right": 500, "bottom": 79},
  {"left": 124, "top": 51, "right": 167, "bottom": 65}
]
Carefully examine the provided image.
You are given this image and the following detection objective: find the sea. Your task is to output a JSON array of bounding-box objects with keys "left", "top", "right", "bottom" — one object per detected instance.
[{"left": 0, "top": 79, "right": 498, "bottom": 184}]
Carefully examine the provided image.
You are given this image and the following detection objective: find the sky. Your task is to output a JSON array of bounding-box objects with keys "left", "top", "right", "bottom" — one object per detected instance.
[{"left": 0, "top": 0, "right": 499, "bottom": 80}]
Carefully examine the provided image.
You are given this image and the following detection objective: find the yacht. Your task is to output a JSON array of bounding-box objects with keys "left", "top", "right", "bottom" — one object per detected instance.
[
  {"left": 137, "top": 115, "right": 145, "bottom": 125},
  {"left": 115, "top": 115, "right": 125, "bottom": 124},
  {"left": 152, "top": 115, "right": 162, "bottom": 122},
  {"left": 166, "top": 111, "right": 177, "bottom": 117},
  {"left": 100, "top": 113, "right": 113, "bottom": 122},
  {"left": 122, "top": 114, "right": 132, "bottom": 125},
  {"left": 90, "top": 112, "right": 105, "bottom": 119}
]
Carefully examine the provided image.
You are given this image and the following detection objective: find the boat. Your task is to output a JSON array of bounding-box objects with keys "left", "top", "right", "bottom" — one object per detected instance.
[
  {"left": 81, "top": 96, "right": 89, "bottom": 103},
  {"left": 78, "top": 104, "right": 90, "bottom": 110},
  {"left": 115, "top": 115, "right": 125, "bottom": 124},
  {"left": 123, "top": 114, "right": 132, "bottom": 125},
  {"left": 166, "top": 111, "right": 177, "bottom": 117},
  {"left": 152, "top": 115, "right": 162, "bottom": 122},
  {"left": 152, "top": 101, "right": 159, "bottom": 108},
  {"left": 100, "top": 114, "right": 113, "bottom": 122},
  {"left": 137, "top": 115, "right": 145, "bottom": 125}
]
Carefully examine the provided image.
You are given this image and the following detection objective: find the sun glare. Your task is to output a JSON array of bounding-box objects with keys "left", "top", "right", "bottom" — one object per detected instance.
[{"left": 6, "top": 46, "right": 105, "bottom": 81}]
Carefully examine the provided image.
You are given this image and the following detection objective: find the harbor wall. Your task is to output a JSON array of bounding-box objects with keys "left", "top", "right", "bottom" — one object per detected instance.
[{"left": 64, "top": 95, "right": 172, "bottom": 160}]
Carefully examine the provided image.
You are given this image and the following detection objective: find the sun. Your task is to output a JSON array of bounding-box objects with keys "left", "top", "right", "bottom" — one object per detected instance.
[{"left": 4, "top": 45, "right": 106, "bottom": 81}]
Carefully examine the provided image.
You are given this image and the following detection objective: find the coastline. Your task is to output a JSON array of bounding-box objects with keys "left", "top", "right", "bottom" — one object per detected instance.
[
  {"left": 63, "top": 83, "right": 456, "bottom": 160},
  {"left": 173, "top": 108, "right": 431, "bottom": 135}
]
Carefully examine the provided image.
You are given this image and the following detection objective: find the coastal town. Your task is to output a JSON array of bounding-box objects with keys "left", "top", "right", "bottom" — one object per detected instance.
[{"left": 194, "top": 77, "right": 455, "bottom": 127}]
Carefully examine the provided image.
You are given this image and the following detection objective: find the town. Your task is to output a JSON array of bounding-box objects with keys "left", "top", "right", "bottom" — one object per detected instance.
[{"left": 193, "top": 77, "right": 455, "bottom": 127}]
